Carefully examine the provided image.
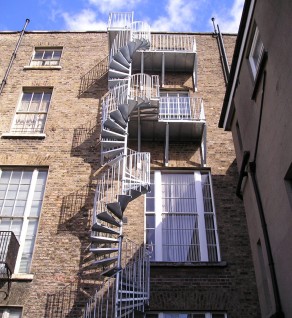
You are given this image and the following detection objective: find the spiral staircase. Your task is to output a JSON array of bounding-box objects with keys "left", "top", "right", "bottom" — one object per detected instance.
[{"left": 83, "top": 13, "right": 152, "bottom": 318}]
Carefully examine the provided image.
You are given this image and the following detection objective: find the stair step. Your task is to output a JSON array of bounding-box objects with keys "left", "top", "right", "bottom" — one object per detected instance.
[
  {"left": 104, "top": 118, "right": 126, "bottom": 134},
  {"left": 127, "top": 41, "right": 137, "bottom": 56},
  {"left": 90, "top": 247, "right": 119, "bottom": 256},
  {"left": 109, "top": 59, "right": 130, "bottom": 73},
  {"left": 118, "top": 297, "right": 146, "bottom": 302},
  {"left": 128, "top": 189, "right": 142, "bottom": 200},
  {"left": 103, "top": 147, "right": 124, "bottom": 160},
  {"left": 101, "top": 140, "right": 125, "bottom": 149},
  {"left": 128, "top": 99, "right": 138, "bottom": 114},
  {"left": 102, "top": 266, "right": 121, "bottom": 277},
  {"left": 108, "top": 69, "right": 129, "bottom": 79},
  {"left": 101, "top": 128, "right": 125, "bottom": 140},
  {"left": 90, "top": 235, "right": 119, "bottom": 244},
  {"left": 114, "top": 51, "right": 131, "bottom": 68},
  {"left": 97, "top": 211, "right": 121, "bottom": 227},
  {"left": 83, "top": 256, "right": 118, "bottom": 269},
  {"left": 118, "top": 194, "right": 132, "bottom": 212},
  {"left": 110, "top": 110, "right": 127, "bottom": 128},
  {"left": 107, "top": 202, "right": 123, "bottom": 219},
  {"left": 118, "top": 104, "right": 129, "bottom": 121},
  {"left": 92, "top": 222, "right": 120, "bottom": 235},
  {"left": 120, "top": 46, "right": 131, "bottom": 63}
]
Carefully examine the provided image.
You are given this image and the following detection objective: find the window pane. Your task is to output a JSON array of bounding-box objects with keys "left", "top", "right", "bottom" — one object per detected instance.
[
  {"left": 40, "top": 93, "right": 51, "bottom": 112},
  {"left": 53, "top": 50, "right": 62, "bottom": 59},
  {"left": 19, "top": 93, "right": 32, "bottom": 111},
  {"left": 0, "top": 171, "right": 12, "bottom": 184},
  {"left": 43, "top": 50, "right": 53, "bottom": 59},
  {"left": 29, "top": 93, "right": 42, "bottom": 112},
  {"left": 34, "top": 50, "right": 44, "bottom": 59}
]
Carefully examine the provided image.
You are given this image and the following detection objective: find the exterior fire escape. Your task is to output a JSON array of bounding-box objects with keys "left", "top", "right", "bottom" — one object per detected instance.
[{"left": 84, "top": 12, "right": 206, "bottom": 318}]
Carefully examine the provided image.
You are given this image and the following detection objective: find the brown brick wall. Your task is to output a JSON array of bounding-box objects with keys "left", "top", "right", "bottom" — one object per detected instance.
[{"left": 0, "top": 31, "right": 260, "bottom": 318}]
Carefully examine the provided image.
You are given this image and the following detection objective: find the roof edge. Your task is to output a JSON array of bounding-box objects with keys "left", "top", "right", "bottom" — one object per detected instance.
[{"left": 219, "top": 0, "right": 254, "bottom": 129}]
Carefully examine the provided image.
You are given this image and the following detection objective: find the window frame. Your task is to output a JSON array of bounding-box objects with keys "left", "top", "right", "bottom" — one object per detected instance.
[
  {"left": 248, "top": 26, "right": 264, "bottom": 79},
  {"left": 145, "top": 170, "right": 221, "bottom": 263},
  {"left": 0, "top": 307, "right": 23, "bottom": 318},
  {"left": 30, "top": 47, "right": 63, "bottom": 67},
  {"left": 10, "top": 87, "right": 52, "bottom": 136},
  {"left": 0, "top": 168, "right": 48, "bottom": 274}
]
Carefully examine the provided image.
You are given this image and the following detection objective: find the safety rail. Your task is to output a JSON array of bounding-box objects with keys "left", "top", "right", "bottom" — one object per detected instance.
[
  {"left": 108, "top": 12, "right": 134, "bottom": 30},
  {"left": 129, "top": 73, "right": 159, "bottom": 101},
  {"left": 0, "top": 231, "right": 19, "bottom": 277},
  {"left": 110, "top": 29, "right": 132, "bottom": 62},
  {"left": 101, "top": 83, "right": 128, "bottom": 125},
  {"left": 93, "top": 150, "right": 150, "bottom": 228},
  {"left": 150, "top": 33, "right": 196, "bottom": 52},
  {"left": 84, "top": 241, "right": 150, "bottom": 318},
  {"left": 159, "top": 97, "right": 205, "bottom": 121},
  {"left": 131, "top": 21, "right": 151, "bottom": 43}
]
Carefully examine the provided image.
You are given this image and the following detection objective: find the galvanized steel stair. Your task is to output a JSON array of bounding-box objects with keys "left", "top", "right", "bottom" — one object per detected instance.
[{"left": 83, "top": 13, "right": 151, "bottom": 318}]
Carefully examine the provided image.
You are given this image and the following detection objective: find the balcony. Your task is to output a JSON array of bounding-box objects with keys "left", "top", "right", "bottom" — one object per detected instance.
[
  {"left": 129, "top": 96, "right": 205, "bottom": 141},
  {"left": 0, "top": 231, "right": 19, "bottom": 278}
]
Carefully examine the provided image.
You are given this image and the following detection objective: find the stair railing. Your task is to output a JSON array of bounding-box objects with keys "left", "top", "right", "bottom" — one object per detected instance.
[
  {"left": 131, "top": 21, "right": 151, "bottom": 43},
  {"left": 108, "top": 12, "right": 134, "bottom": 30},
  {"left": 110, "top": 29, "right": 132, "bottom": 62}
]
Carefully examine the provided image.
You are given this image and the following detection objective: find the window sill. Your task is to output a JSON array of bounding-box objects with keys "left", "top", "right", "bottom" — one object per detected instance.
[
  {"left": 23, "top": 65, "right": 62, "bottom": 70},
  {"left": 1, "top": 133, "right": 46, "bottom": 139},
  {"left": 11, "top": 273, "right": 34, "bottom": 281},
  {"left": 150, "top": 261, "right": 227, "bottom": 267}
]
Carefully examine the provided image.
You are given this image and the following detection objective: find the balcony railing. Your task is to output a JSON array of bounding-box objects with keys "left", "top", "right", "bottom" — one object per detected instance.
[
  {"left": 0, "top": 231, "right": 19, "bottom": 277},
  {"left": 150, "top": 34, "right": 196, "bottom": 52},
  {"left": 129, "top": 73, "right": 159, "bottom": 101},
  {"left": 159, "top": 97, "right": 205, "bottom": 121}
]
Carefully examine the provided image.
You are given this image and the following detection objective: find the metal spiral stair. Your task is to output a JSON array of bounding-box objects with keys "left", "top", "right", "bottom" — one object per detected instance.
[{"left": 83, "top": 17, "right": 152, "bottom": 318}]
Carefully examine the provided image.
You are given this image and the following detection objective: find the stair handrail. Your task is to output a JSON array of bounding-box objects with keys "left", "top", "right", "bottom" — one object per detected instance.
[
  {"left": 129, "top": 73, "right": 152, "bottom": 101},
  {"left": 110, "top": 29, "right": 132, "bottom": 62},
  {"left": 93, "top": 149, "right": 150, "bottom": 226},
  {"left": 131, "top": 21, "right": 151, "bottom": 43},
  {"left": 101, "top": 82, "right": 128, "bottom": 125}
]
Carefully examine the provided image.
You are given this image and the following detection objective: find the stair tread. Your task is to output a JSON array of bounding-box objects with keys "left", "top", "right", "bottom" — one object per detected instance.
[
  {"left": 90, "top": 235, "right": 119, "bottom": 243},
  {"left": 101, "top": 128, "right": 125, "bottom": 140},
  {"left": 92, "top": 222, "right": 120, "bottom": 235},
  {"left": 97, "top": 211, "right": 121, "bottom": 227},
  {"left": 107, "top": 202, "right": 123, "bottom": 219}
]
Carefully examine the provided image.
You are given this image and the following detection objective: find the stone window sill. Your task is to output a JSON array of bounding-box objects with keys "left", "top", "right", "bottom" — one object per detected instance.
[
  {"left": 11, "top": 273, "right": 34, "bottom": 281},
  {"left": 23, "top": 65, "right": 62, "bottom": 70},
  {"left": 1, "top": 133, "right": 46, "bottom": 139}
]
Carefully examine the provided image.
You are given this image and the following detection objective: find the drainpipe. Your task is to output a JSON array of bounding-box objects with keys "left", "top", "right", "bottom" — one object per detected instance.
[
  {"left": 236, "top": 71, "right": 284, "bottom": 317},
  {"left": 0, "top": 19, "right": 30, "bottom": 96},
  {"left": 211, "top": 18, "right": 230, "bottom": 85}
]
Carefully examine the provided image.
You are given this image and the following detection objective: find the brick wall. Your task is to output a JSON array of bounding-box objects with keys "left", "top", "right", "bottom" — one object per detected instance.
[{"left": 0, "top": 31, "right": 260, "bottom": 318}]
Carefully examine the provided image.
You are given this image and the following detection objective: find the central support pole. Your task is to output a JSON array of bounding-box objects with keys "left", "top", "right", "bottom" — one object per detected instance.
[{"left": 164, "top": 122, "right": 169, "bottom": 166}]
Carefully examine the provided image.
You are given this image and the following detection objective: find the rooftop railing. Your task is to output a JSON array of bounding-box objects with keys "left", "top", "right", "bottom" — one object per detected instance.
[
  {"left": 159, "top": 97, "right": 205, "bottom": 122},
  {"left": 108, "top": 12, "right": 134, "bottom": 30}
]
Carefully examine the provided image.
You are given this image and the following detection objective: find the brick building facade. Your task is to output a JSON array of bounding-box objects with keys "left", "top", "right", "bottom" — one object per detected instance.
[{"left": 0, "top": 14, "right": 260, "bottom": 318}]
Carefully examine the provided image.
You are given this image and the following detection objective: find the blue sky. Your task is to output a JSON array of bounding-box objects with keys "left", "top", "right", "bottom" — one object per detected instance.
[{"left": 0, "top": 0, "right": 244, "bottom": 33}]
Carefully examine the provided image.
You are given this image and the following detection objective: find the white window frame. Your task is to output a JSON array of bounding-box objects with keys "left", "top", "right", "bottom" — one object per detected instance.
[
  {"left": 10, "top": 88, "right": 52, "bottom": 135},
  {"left": 0, "top": 307, "right": 22, "bottom": 318},
  {"left": 30, "top": 47, "right": 63, "bottom": 66},
  {"left": 0, "top": 168, "right": 47, "bottom": 273},
  {"left": 248, "top": 26, "right": 264, "bottom": 78},
  {"left": 145, "top": 171, "right": 221, "bottom": 262}
]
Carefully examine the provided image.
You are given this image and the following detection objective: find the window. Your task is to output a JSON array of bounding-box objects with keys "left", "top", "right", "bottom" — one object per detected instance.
[
  {"left": 30, "top": 48, "right": 62, "bottom": 66},
  {"left": 11, "top": 88, "right": 52, "bottom": 134},
  {"left": 145, "top": 312, "right": 227, "bottom": 318},
  {"left": 0, "top": 168, "right": 48, "bottom": 273},
  {"left": 0, "top": 308, "right": 22, "bottom": 318},
  {"left": 159, "top": 91, "right": 191, "bottom": 120},
  {"left": 145, "top": 171, "right": 220, "bottom": 262},
  {"left": 248, "top": 26, "right": 264, "bottom": 78}
]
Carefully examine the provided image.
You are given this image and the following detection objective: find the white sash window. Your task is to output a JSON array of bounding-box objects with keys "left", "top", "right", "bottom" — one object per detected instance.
[{"left": 145, "top": 171, "right": 220, "bottom": 262}]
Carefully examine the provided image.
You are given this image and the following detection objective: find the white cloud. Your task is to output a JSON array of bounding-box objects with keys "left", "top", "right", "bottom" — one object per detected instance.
[
  {"left": 62, "top": 9, "right": 107, "bottom": 31},
  {"left": 212, "top": 0, "right": 244, "bottom": 33},
  {"left": 151, "top": 0, "right": 199, "bottom": 32},
  {"left": 88, "top": 0, "right": 142, "bottom": 14}
]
